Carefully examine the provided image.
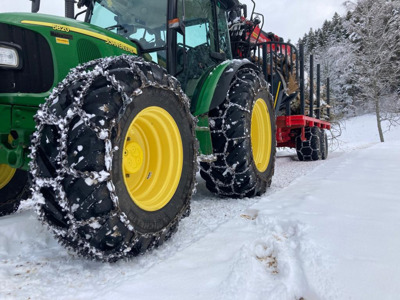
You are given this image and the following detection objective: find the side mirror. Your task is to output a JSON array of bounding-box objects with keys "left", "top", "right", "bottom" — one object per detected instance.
[
  {"left": 169, "top": 18, "right": 185, "bottom": 36},
  {"left": 31, "top": 0, "right": 40, "bottom": 13},
  {"left": 242, "top": 4, "right": 247, "bottom": 19},
  {"left": 78, "top": 0, "right": 91, "bottom": 8}
]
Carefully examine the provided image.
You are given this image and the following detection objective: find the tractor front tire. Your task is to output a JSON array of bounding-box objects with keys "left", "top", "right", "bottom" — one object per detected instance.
[
  {"left": 0, "top": 166, "right": 29, "bottom": 216},
  {"left": 200, "top": 68, "right": 276, "bottom": 198},
  {"left": 30, "top": 56, "right": 196, "bottom": 261},
  {"left": 296, "top": 126, "right": 321, "bottom": 161}
]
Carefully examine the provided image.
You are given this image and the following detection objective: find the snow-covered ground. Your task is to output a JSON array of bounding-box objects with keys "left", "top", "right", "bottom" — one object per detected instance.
[{"left": 1, "top": 114, "right": 399, "bottom": 300}]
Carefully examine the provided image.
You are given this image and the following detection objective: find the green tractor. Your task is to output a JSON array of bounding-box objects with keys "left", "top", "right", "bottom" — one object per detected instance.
[{"left": 0, "top": 0, "right": 276, "bottom": 261}]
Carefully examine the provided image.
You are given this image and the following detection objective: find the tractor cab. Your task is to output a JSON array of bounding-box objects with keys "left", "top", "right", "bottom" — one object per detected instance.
[
  {"left": 87, "top": 0, "right": 168, "bottom": 64},
  {"left": 83, "top": 0, "right": 235, "bottom": 98}
]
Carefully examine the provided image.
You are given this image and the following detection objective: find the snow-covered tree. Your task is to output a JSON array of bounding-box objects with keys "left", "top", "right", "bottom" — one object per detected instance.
[
  {"left": 298, "top": 12, "right": 355, "bottom": 118},
  {"left": 318, "top": 42, "right": 358, "bottom": 117},
  {"left": 298, "top": 0, "right": 400, "bottom": 130},
  {"left": 305, "top": 28, "right": 317, "bottom": 54},
  {"left": 345, "top": 0, "right": 400, "bottom": 142}
]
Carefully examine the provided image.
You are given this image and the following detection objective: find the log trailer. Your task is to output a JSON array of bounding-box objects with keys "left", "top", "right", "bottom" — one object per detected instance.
[
  {"left": 0, "top": 0, "right": 331, "bottom": 261},
  {"left": 228, "top": 4, "right": 331, "bottom": 159}
]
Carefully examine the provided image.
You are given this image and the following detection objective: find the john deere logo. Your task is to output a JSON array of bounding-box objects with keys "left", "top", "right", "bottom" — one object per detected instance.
[{"left": 105, "top": 38, "right": 136, "bottom": 54}]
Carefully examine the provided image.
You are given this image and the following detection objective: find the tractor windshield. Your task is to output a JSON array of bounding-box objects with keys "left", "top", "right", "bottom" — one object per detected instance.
[{"left": 90, "top": 0, "right": 167, "bottom": 51}]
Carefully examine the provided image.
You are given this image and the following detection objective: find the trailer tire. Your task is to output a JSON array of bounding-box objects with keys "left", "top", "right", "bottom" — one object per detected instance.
[
  {"left": 0, "top": 166, "right": 29, "bottom": 216},
  {"left": 200, "top": 68, "right": 276, "bottom": 198},
  {"left": 30, "top": 56, "right": 196, "bottom": 262},
  {"left": 296, "top": 126, "right": 321, "bottom": 161},
  {"left": 319, "top": 129, "right": 328, "bottom": 160}
]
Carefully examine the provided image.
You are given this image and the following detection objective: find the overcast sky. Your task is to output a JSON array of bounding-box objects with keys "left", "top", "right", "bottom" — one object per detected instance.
[
  {"left": 241, "top": 0, "right": 347, "bottom": 42},
  {"left": 1, "top": 0, "right": 347, "bottom": 42}
]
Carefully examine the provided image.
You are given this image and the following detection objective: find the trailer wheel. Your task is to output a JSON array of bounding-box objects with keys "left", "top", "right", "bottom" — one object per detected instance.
[
  {"left": 0, "top": 165, "right": 29, "bottom": 216},
  {"left": 296, "top": 126, "right": 321, "bottom": 161},
  {"left": 319, "top": 129, "right": 328, "bottom": 160},
  {"left": 30, "top": 56, "right": 196, "bottom": 262},
  {"left": 200, "top": 68, "right": 276, "bottom": 198}
]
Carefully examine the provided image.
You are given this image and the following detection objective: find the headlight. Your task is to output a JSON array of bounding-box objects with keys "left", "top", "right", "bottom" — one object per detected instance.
[{"left": 0, "top": 45, "right": 19, "bottom": 68}]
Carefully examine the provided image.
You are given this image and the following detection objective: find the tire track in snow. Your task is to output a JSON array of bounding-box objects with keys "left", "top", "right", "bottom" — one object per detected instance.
[{"left": 0, "top": 150, "right": 333, "bottom": 299}]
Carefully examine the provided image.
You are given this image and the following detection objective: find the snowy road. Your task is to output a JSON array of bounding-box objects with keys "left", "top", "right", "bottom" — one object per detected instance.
[{"left": 0, "top": 115, "right": 399, "bottom": 299}]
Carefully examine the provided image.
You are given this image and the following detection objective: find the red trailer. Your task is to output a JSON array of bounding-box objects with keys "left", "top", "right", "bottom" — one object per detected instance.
[{"left": 229, "top": 6, "right": 331, "bottom": 161}]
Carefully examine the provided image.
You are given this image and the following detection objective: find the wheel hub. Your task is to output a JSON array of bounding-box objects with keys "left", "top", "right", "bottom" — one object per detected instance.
[
  {"left": 251, "top": 98, "right": 272, "bottom": 173},
  {"left": 122, "top": 106, "right": 183, "bottom": 212},
  {"left": 124, "top": 142, "right": 144, "bottom": 174}
]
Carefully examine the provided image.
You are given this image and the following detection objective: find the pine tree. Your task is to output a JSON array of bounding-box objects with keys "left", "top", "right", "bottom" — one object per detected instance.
[
  {"left": 305, "top": 28, "right": 316, "bottom": 54},
  {"left": 321, "top": 20, "right": 332, "bottom": 46}
]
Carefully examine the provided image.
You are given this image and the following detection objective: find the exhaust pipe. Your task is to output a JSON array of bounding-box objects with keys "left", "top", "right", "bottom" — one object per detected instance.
[
  {"left": 65, "top": 0, "right": 75, "bottom": 19},
  {"left": 31, "top": 0, "right": 40, "bottom": 13}
]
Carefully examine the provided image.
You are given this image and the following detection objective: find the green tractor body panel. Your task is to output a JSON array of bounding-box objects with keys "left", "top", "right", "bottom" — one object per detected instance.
[
  {"left": 0, "top": 103, "right": 36, "bottom": 169},
  {"left": 0, "top": 12, "right": 139, "bottom": 169},
  {"left": 190, "top": 61, "right": 231, "bottom": 156},
  {"left": 191, "top": 59, "right": 257, "bottom": 155},
  {"left": 192, "top": 60, "right": 231, "bottom": 116}
]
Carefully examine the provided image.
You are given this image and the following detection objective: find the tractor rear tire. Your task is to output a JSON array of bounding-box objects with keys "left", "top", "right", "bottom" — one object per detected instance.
[
  {"left": 0, "top": 166, "right": 29, "bottom": 216},
  {"left": 319, "top": 129, "right": 328, "bottom": 160},
  {"left": 30, "top": 56, "right": 197, "bottom": 262},
  {"left": 200, "top": 68, "right": 276, "bottom": 198},
  {"left": 296, "top": 126, "right": 321, "bottom": 161}
]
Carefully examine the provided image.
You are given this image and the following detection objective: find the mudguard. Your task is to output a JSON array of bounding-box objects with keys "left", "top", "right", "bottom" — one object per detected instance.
[{"left": 192, "top": 59, "right": 259, "bottom": 116}]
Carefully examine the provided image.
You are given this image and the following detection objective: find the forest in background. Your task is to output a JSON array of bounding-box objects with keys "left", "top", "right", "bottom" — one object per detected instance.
[{"left": 297, "top": 0, "right": 400, "bottom": 140}]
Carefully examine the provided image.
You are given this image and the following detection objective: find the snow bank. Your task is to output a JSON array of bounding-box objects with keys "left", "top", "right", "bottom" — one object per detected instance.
[
  {"left": 0, "top": 114, "right": 400, "bottom": 299},
  {"left": 335, "top": 114, "right": 400, "bottom": 150},
  {"left": 254, "top": 138, "right": 400, "bottom": 299},
  {"left": 0, "top": 211, "right": 59, "bottom": 259}
]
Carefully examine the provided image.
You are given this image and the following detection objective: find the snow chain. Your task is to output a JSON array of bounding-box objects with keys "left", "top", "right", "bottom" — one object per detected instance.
[{"left": 29, "top": 55, "right": 198, "bottom": 260}]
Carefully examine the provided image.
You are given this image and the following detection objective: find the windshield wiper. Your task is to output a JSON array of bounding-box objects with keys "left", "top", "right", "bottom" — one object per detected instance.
[{"left": 105, "top": 24, "right": 128, "bottom": 33}]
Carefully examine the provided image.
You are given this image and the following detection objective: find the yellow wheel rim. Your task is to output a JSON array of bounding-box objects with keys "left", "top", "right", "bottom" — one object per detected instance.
[
  {"left": 0, "top": 164, "right": 16, "bottom": 189},
  {"left": 122, "top": 106, "right": 183, "bottom": 212},
  {"left": 251, "top": 98, "right": 272, "bottom": 173}
]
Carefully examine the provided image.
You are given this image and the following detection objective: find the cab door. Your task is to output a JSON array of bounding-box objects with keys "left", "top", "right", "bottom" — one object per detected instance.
[{"left": 175, "top": 0, "right": 232, "bottom": 98}]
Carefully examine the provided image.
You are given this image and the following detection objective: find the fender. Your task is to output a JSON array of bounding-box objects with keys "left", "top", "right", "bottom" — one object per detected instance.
[{"left": 192, "top": 59, "right": 259, "bottom": 116}]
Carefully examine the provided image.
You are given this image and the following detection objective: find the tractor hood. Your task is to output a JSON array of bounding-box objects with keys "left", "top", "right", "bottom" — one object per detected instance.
[
  {"left": 0, "top": 12, "right": 139, "bottom": 108},
  {"left": 0, "top": 12, "right": 138, "bottom": 55}
]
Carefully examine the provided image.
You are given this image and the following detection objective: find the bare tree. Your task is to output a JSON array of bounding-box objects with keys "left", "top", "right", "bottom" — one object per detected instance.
[{"left": 345, "top": 0, "right": 400, "bottom": 142}]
